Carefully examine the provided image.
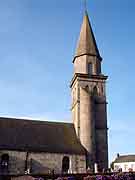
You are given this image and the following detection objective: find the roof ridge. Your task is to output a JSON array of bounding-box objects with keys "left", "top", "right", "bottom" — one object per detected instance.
[{"left": 0, "top": 117, "right": 72, "bottom": 125}]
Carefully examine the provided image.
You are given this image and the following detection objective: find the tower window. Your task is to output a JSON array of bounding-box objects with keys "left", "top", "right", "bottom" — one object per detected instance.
[
  {"left": 93, "top": 86, "right": 98, "bottom": 96},
  {"left": 62, "top": 156, "right": 69, "bottom": 173},
  {"left": 88, "top": 63, "right": 92, "bottom": 76}
]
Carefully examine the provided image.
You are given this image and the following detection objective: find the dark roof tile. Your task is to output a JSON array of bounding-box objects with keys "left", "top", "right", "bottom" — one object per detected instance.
[
  {"left": 114, "top": 155, "right": 135, "bottom": 163},
  {"left": 0, "top": 117, "right": 85, "bottom": 155}
]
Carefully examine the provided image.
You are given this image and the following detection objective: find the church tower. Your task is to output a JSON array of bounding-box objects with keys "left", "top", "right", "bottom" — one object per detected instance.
[{"left": 70, "top": 11, "right": 108, "bottom": 171}]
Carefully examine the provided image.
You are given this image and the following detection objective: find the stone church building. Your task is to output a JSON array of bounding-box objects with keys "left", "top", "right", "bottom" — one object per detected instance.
[{"left": 0, "top": 11, "right": 108, "bottom": 175}]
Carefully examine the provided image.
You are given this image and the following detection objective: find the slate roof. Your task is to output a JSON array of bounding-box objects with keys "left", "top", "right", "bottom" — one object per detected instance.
[
  {"left": 74, "top": 11, "right": 101, "bottom": 62},
  {"left": 0, "top": 117, "right": 85, "bottom": 155},
  {"left": 114, "top": 155, "right": 135, "bottom": 163}
]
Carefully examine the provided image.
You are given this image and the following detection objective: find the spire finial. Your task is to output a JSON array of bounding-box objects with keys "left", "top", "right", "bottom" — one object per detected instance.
[{"left": 84, "top": 0, "right": 87, "bottom": 13}]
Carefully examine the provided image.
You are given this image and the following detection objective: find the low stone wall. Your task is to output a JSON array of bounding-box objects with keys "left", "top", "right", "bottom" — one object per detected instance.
[{"left": 11, "top": 176, "right": 35, "bottom": 180}]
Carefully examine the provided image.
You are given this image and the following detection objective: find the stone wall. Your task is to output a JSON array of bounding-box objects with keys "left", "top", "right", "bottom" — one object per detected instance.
[
  {"left": 11, "top": 176, "right": 34, "bottom": 180},
  {"left": 0, "top": 150, "right": 86, "bottom": 175},
  {"left": 0, "top": 150, "right": 26, "bottom": 174}
]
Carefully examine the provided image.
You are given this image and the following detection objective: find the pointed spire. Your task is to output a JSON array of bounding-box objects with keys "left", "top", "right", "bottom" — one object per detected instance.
[{"left": 74, "top": 11, "right": 101, "bottom": 62}]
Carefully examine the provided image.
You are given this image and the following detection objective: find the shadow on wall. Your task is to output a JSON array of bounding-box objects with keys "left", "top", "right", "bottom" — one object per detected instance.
[{"left": 31, "top": 159, "right": 60, "bottom": 174}]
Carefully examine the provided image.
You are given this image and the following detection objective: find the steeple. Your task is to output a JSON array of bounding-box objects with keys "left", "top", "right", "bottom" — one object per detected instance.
[
  {"left": 71, "top": 9, "right": 108, "bottom": 171},
  {"left": 74, "top": 11, "right": 101, "bottom": 62}
]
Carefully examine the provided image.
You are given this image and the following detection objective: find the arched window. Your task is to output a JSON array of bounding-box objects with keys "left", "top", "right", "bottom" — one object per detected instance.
[
  {"left": 62, "top": 156, "right": 69, "bottom": 173},
  {"left": 1, "top": 154, "right": 9, "bottom": 169},
  {"left": 73, "top": 90, "right": 75, "bottom": 103},
  {"left": 73, "top": 88, "right": 76, "bottom": 102},
  {"left": 85, "top": 85, "right": 89, "bottom": 92},
  {"left": 88, "top": 63, "right": 93, "bottom": 76},
  {"left": 93, "top": 86, "right": 98, "bottom": 96}
]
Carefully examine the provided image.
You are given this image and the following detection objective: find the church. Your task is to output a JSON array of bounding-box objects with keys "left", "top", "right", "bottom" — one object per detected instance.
[{"left": 0, "top": 10, "right": 108, "bottom": 175}]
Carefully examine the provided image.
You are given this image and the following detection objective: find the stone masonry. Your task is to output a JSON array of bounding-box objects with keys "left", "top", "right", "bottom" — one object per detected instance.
[
  {"left": 71, "top": 12, "right": 108, "bottom": 170},
  {"left": 0, "top": 151, "right": 86, "bottom": 174}
]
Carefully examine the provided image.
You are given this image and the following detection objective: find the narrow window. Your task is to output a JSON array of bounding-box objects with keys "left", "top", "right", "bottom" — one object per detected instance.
[
  {"left": 124, "top": 164, "right": 128, "bottom": 172},
  {"left": 114, "top": 165, "right": 120, "bottom": 171},
  {"left": 62, "top": 156, "right": 69, "bottom": 173},
  {"left": 93, "top": 86, "right": 98, "bottom": 96},
  {"left": 130, "top": 164, "right": 134, "bottom": 171},
  {"left": 88, "top": 63, "right": 92, "bottom": 76},
  {"left": 0, "top": 154, "right": 9, "bottom": 174}
]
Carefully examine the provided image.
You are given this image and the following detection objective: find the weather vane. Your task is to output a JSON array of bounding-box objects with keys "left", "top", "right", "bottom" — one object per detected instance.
[{"left": 84, "top": 0, "right": 87, "bottom": 12}]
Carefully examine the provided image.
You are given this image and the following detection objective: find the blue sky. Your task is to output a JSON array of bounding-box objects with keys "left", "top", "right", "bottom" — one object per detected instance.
[{"left": 0, "top": 0, "right": 135, "bottom": 163}]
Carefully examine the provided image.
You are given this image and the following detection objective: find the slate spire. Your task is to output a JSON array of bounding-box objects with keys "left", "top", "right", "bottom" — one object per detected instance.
[{"left": 74, "top": 11, "right": 101, "bottom": 61}]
